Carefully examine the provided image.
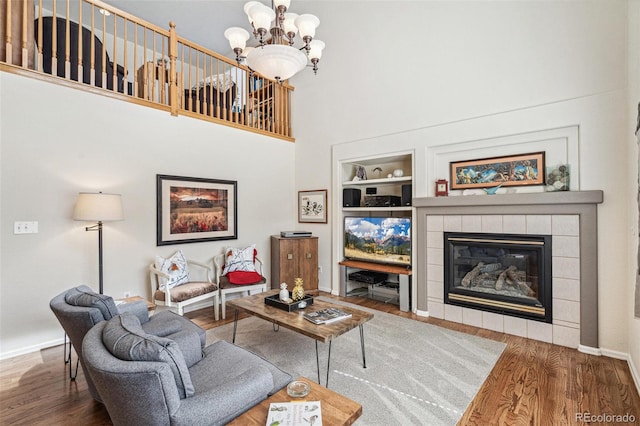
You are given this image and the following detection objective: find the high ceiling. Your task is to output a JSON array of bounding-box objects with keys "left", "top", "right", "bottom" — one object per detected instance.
[{"left": 105, "top": 0, "right": 269, "bottom": 58}]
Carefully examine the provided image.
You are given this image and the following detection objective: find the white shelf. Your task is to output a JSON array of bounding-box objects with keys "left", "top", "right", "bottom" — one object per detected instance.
[
  {"left": 342, "top": 176, "right": 412, "bottom": 186},
  {"left": 343, "top": 206, "right": 413, "bottom": 212}
]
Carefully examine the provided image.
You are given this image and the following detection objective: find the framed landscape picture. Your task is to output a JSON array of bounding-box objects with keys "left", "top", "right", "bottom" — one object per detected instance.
[
  {"left": 157, "top": 174, "right": 237, "bottom": 245},
  {"left": 450, "top": 152, "right": 545, "bottom": 190},
  {"left": 298, "top": 189, "right": 328, "bottom": 223}
]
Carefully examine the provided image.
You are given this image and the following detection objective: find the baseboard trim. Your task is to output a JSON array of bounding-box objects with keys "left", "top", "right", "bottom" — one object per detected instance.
[
  {"left": 628, "top": 354, "right": 640, "bottom": 399},
  {"left": 415, "top": 308, "right": 429, "bottom": 317},
  {"left": 599, "top": 347, "right": 627, "bottom": 360},
  {"left": 0, "top": 337, "right": 64, "bottom": 361},
  {"left": 578, "top": 344, "right": 603, "bottom": 356}
]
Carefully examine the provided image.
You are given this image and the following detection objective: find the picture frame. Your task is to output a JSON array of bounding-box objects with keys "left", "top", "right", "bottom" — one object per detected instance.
[
  {"left": 450, "top": 152, "right": 545, "bottom": 190},
  {"left": 298, "top": 189, "right": 328, "bottom": 223},
  {"left": 156, "top": 174, "right": 237, "bottom": 246}
]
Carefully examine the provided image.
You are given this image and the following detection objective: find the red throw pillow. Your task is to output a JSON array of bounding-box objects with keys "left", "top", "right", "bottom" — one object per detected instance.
[{"left": 226, "top": 271, "right": 263, "bottom": 285}]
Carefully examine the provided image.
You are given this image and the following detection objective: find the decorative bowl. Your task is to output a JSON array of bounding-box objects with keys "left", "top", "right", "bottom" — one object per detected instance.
[{"left": 287, "top": 380, "right": 311, "bottom": 398}]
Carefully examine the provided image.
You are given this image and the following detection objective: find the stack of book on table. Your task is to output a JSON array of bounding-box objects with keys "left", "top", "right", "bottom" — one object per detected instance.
[{"left": 303, "top": 307, "right": 352, "bottom": 324}]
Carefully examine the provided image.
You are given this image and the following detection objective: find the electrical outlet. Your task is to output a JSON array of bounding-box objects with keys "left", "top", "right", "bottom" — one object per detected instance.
[{"left": 123, "top": 291, "right": 131, "bottom": 298}]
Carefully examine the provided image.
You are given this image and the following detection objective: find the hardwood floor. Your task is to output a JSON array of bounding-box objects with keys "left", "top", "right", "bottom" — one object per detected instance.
[{"left": 1, "top": 293, "right": 638, "bottom": 425}]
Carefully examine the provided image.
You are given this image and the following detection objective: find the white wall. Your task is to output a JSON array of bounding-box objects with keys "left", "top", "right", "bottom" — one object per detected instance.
[
  {"left": 292, "top": 0, "right": 636, "bottom": 374},
  {"left": 0, "top": 72, "right": 295, "bottom": 358},
  {"left": 628, "top": 0, "right": 640, "bottom": 390}
]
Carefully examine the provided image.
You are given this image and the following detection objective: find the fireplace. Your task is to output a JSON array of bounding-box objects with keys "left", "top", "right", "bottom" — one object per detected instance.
[{"left": 444, "top": 232, "right": 552, "bottom": 323}]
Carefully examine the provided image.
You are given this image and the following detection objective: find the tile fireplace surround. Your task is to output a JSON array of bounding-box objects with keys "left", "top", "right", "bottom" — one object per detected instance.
[{"left": 414, "top": 190, "right": 603, "bottom": 353}]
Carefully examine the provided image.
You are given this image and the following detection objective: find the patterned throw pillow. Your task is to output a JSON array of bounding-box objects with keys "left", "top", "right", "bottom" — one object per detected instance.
[
  {"left": 155, "top": 250, "right": 190, "bottom": 290},
  {"left": 222, "top": 244, "right": 257, "bottom": 276}
]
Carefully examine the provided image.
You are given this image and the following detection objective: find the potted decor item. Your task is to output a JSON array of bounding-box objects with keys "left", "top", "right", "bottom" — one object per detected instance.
[{"left": 292, "top": 278, "right": 305, "bottom": 301}]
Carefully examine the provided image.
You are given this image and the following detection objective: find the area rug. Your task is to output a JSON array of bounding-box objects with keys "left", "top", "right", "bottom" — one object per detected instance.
[{"left": 206, "top": 299, "right": 506, "bottom": 425}]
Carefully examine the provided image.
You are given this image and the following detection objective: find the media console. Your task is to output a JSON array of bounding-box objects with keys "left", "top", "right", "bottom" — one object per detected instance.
[{"left": 338, "top": 259, "right": 412, "bottom": 312}]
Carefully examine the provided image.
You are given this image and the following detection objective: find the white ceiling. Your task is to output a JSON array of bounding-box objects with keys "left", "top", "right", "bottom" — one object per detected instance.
[{"left": 104, "top": 0, "right": 277, "bottom": 58}]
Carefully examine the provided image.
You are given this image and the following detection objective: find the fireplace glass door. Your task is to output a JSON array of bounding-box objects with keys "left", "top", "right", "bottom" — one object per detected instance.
[{"left": 444, "top": 232, "right": 552, "bottom": 322}]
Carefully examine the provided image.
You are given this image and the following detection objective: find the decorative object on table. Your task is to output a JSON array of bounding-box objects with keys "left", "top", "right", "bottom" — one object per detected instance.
[
  {"left": 279, "top": 283, "right": 292, "bottom": 303},
  {"left": 292, "top": 278, "right": 306, "bottom": 301},
  {"left": 264, "top": 292, "right": 314, "bottom": 311},
  {"left": 372, "top": 167, "right": 383, "bottom": 178},
  {"left": 483, "top": 183, "right": 504, "bottom": 195},
  {"left": 303, "top": 307, "right": 352, "bottom": 324},
  {"left": 298, "top": 189, "right": 327, "bottom": 223},
  {"left": 450, "top": 152, "right": 545, "bottom": 190},
  {"left": 286, "top": 380, "right": 311, "bottom": 398},
  {"left": 156, "top": 174, "right": 237, "bottom": 246},
  {"left": 435, "top": 179, "right": 449, "bottom": 197},
  {"left": 392, "top": 168, "right": 404, "bottom": 178},
  {"left": 545, "top": 164, "right": 570, "bottom": 191},
  {"left": 73, "top": 192, "right": 124, "bottom": 294}
]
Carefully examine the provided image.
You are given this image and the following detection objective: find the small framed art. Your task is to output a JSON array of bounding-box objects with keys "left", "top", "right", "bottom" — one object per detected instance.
[
  {"left": 156, "top": 174, "right": 237, "bottom": 245},
  {"left": 298, "top": 189, "right": 328, "bottom": 223}
]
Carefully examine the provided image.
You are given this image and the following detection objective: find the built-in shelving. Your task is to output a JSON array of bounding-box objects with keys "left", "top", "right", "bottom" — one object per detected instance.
[{"left": 336, "top": 151, "right": 415, "bottom": 311}]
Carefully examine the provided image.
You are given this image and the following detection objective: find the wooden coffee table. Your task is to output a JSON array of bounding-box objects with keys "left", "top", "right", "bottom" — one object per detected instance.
[
  {"left": 226, "top": 376, "right": 362, "bottom": 426},
  {"left": 226, "top": 290, "right": 374, "bottom": 387}
]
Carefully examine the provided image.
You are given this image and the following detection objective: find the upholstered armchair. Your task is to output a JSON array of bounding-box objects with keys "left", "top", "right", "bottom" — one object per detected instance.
[
  {"left": 49, "top": 285, "right": 205, "bottom": 402},
  {"left": 82, "top": 312, "right": 292, "bottom": 426},
  {"left": 149, "top": 250, "right": 220, "bottom": 318},
  {"left": 213, "top": 245, "right": 268, "bottom": 320}
]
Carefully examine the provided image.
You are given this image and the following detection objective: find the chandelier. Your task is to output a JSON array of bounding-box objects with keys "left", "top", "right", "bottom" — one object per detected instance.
[{"left": 224, "top": 0, "right": 325, "bottom": 82}]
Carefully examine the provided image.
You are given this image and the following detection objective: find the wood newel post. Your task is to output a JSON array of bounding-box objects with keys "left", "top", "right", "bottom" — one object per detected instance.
[{"left": 168, "top": 21, "right": 178, "bottom": 116}]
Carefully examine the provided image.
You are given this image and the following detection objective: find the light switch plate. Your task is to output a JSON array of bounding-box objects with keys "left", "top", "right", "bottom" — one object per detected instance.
[{"left": 14, "top": 221, "right": 38, "bottom": 234}]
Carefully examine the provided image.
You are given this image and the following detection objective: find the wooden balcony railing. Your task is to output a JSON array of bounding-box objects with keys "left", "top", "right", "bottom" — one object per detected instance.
[{"left": 0, "top": 0, "right": 295, "bottom": 141}]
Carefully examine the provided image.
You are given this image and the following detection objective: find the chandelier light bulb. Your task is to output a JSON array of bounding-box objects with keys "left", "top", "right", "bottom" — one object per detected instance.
[
  {"left": 224, "top": 27, "right": 250, "bottom": 51},
  {"left": 308, "top": 39, "right": 325, "bottom": 61},
  {"left": 295, "top": 14, "right": 320, "bottom": 40},
  {"left": 282, "top": 13, "right": 299, "bottom": 37},
  {"left": 243, "top": 1, "right": 261, "bottom": 23},
  {"left": 273, "top": 0, "right": 291, "bottom": 9},
  {"left": 248, "top": 3, "right": 276, "bottom": 34}
]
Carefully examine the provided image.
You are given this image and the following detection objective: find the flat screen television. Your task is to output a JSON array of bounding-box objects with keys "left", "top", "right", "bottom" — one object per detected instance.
[{"left": 344, "top": 216, "right": 411, "bottom": 266}]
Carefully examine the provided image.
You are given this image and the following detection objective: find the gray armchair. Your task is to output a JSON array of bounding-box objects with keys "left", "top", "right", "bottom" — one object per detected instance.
[
  {"left": 82, "top": 313, "right": 292, "bottom": 426},
  {"left": 49, "top": 285, "right": 205, "bottom": 401}
]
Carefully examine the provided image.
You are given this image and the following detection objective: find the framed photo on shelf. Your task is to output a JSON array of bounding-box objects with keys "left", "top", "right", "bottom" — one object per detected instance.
[
  {"left": 450, "top": 152, "right": 545, "bottom": 190},
  {"left": 156, "top": 174, "right": 237, "bottom": 246},
  {"left": 298, "top": 189, "right": 328, "bottom": 223}
]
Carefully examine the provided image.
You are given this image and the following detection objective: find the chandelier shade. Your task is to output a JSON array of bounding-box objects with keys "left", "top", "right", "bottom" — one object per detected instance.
[
  {"left": 245, "top": 44, "right": 308, "bottom": 81},
  {"left": 225, "top": 0, "right": 325, "bottom": 80}
]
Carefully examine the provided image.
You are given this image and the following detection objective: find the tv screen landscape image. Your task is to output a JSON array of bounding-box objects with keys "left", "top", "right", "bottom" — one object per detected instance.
[{"left": 344, "top": 216, "right": 411, "bottom": 266}]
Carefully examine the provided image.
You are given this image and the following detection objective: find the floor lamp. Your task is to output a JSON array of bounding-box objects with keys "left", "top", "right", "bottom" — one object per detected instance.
[{"left": 73, "top": 192, "right": 124, "bottom": 294}]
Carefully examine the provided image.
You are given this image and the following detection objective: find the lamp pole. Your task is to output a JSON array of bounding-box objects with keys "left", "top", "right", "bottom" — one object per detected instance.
[{"left": 85, "top": 221, "right": 105, "bottom": 294}]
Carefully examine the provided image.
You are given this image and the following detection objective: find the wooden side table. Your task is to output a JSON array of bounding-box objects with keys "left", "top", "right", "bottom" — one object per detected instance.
[
  {"left": 116, "top": 295, "right": 155, "bottom": 312},
  {"left": 227, "top": 377, "right": 362, "bottom": 425}
]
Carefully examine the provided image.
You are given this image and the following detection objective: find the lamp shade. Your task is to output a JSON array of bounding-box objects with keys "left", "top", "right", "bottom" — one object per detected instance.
[
  {"left": 73, "top": 192, "right": 124, "bottom": 222},
  {"left": 295, "top": 14, "right": 320, "bottom": 39},
  {"left": 245, "top": 44, "right": 308, "bottom": 81},
  {"left": 224, "top": 27, "right": 250, "bottom": 51},
  {"left": 308, "top": 39, "right": 325, "bottom": 60}
]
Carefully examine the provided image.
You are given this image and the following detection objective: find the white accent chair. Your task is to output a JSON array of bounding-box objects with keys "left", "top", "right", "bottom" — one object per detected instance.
[
  {"left": 213, "top": 251, "right": 268, "bottom": 319},
  {"left": 149, "top": 259, "right": 219, "bottom": 319}
]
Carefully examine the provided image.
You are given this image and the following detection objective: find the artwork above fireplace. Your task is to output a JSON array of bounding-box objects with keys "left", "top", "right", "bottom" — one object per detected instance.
[{"left": 444, "top": 232, "right": 552, "bottom": 323}]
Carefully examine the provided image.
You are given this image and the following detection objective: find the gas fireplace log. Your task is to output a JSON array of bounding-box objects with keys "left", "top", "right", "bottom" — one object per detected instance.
[
  {"left": 461, "top": 262, "right": 485, "bottom": 287},
  {"left": 495, "top": 270, "right": 507, "bottom": 290}
]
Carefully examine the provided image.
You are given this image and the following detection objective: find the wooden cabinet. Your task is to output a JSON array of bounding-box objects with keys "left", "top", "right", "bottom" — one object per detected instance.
[{"left": 271, "top": 236, "right": 318, "bottom": 293}]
